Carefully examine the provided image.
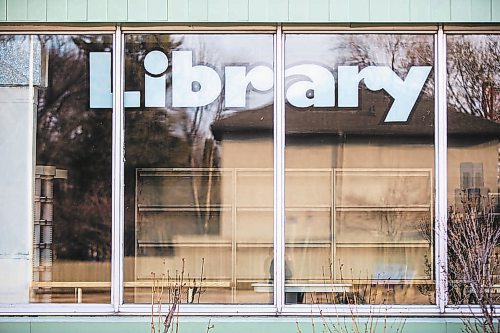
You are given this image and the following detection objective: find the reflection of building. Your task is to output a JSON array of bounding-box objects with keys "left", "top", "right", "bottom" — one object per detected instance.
[
  {"left": 210, "top": 91, "right": 500, "bottom": 303},
  {"left": 32, "top": 166, "right": 67, "bottom": 302}
]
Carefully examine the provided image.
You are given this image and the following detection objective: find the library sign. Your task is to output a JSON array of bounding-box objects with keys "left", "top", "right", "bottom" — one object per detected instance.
[{"left": 89, "top": 50, "right": 432, "bottom": 123}]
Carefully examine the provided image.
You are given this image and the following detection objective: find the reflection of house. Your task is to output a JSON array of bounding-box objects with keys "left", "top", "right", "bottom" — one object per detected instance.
[
  {"left": 212, "top": 90, "right": 500, "bottom": 205},
  {"left": 210, "top": 90, "right": 500, "bottom": 303}
]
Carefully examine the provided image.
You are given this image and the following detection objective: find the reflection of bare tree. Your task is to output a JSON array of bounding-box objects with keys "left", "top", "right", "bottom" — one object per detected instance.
[
  {"left": 177, "top": 40, "right": 228, "bottom": 234},
  {"left": 35, "top": 35, "right": 114, "bottom": 262},
  {"left": 448, "top": 196, "right": 500, "bottom": 333},
  {"left": 337, "top": 34, "right": 434, "bottom": 95},
  {"left": 448, "top": 36, "right": 500, "bottom": 119}
]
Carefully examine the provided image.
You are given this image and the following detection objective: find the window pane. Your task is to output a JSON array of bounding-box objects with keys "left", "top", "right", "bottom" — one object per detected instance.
[
  {"left": 0, "top": 35, "right": 113, "bottom": 304},
  {"left": 33, "top": 35, "right": 113, "bottom": 303},
  {"left": 284, "top": 34, "right": 435, "bottom": 304},
  {"left": 447, "top": 34, "right": 500, "bottom": 305},
  {"left": 123, "top": 34, "right": 274, "bottom": 304}
]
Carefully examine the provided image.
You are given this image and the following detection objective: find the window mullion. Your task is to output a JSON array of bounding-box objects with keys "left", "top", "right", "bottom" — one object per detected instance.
[
  {"left": 434, "top": 25, "right": 448, "bottom": 313},
  {"left": 111, "top": 25, "right": 125, "bottom": 312},
  {"left": 274, "top": 25, "right": 285, "bottom": 312}
]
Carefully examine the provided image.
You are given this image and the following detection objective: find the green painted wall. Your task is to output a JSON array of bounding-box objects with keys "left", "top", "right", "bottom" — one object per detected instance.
[
  {"left": 0, "top": 317, "right": 471, "bottom": 333},
  {"left": 0, "top": 0, "right": 499, "bottom": 23}
]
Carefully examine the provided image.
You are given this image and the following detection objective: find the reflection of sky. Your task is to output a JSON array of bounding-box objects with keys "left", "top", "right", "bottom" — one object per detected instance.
[
  {"left": 285, "top": 34, "right": 339, "bottom": 67},
  {"left": 285, "top": 34, "right": 433, "bottom": 70}
]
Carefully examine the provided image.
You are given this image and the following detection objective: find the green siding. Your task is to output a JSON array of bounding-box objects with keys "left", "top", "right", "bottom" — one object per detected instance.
[
  {"left": 0, "top": 0, "right": 498, "bottom": 22},
  {"left": 248, "top": 0, "right": 267, "bottom": 21},
  {"left": 68, "top": 0, "right": 87, "bottom": 21},
  {"left": 189, "top": 0, "right": 208, "bottom": 21},
  {"left": 290, "top": 0, "right": 329, "bottom": 22},
  {"left": 451, "top": 0, "right": 471, "bottom": 21},
  {"left": 269, "top": 0, "right": 289, "bottom": 22},
  {"left": 128, "top": 0, "right": 147, "bottom": 21},
  {"left": 0, "top": 317, "right": 475, "bottom": 333},
  {"left": 431, "top": 0, "right": 451, "bottom": 21},
  {"left": 46, "top": 0, "right": 66, "bottom": 21},
  {"left": 228, "top": 0, "right": 248, "bottom": 21},
  {"left": 107, "top": 0, "right": 127, "bottom": 21},
  {"left": 471, "top": 0, "right": 492, "bottom": 21},
  {"left": 88, "top": 0, "right": 106, "bottom": 21},
  {"left": 330, "top": 0, "right": 350, "bottom": 22},
  {"left": 0, "top": 0, "right": 5, "bottom": 20},
  {"left": 309, "top": 0, "right": 330, "bottom": 21},
  {"left": 0, "top": 322, "right": 31, "bottom": 333},
  {"left": 350, "top": 0, "right": 370, "bottom": 21},
  {"left": 30, "top": 321, "right": 146, "bottom": 333},
  {"left": 494, "top": 0, "right": 500, "bottom": 21},
  {"left": 390, "top": 0, "right": 410, "bottom": 22},
  {"left": 208, "top": 0, "right": 228, "bottom": 21},
  {"left": 28, "top": 0, "right": 46, "bottom": 21},
  {"left": 7, "top": 0, "right": 27, "bottom": 21},
  {"left": 409, "top": 0, "right": 431, "bottom": 21},
  {"left": 168, "top": 0, "right": 189, "bottom": 21},
  {"left": 148, "top": 0, "right": 168, "bottom": 21},
  {"left": 370, "top": 0, "right": 390, "bottom": 22}
]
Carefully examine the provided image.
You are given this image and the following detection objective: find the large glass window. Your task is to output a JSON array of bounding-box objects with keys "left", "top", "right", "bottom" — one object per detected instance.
[
  {"left": 123, "top": 34, "right": 275, "bottom": 304},
  {"left": 8, "top": 29, "right": 496, "bottom": 311},
  {"left": 284, "top": 34, "right": 435, "bottom": 304},
  {"left": 447, "top": 34, "right": 500, "bottom": 305},
  {"left": 0, "top": 34, "right": 113, "bottom": 304}
]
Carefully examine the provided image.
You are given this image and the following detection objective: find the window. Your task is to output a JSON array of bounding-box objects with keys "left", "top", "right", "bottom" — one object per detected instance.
[
  {"left": 447, "top": 34, "right": 500, "bottom": 305},
  {"left": 283, "top": 34, "right": 435, "bottom": 304},
  {"left": 122, "top": 34, "right": 275, "bottom": 304},
  {"left": 2, "top": 28, "right": 498, "bottom": 313},
  {"left": 0, "top": 34, "right": 113, "bottom": 304}
]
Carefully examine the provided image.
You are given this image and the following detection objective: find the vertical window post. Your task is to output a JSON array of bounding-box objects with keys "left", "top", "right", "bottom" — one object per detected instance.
[
  {"left": 435, "top": 25, "right": 448, "bottom": 312},
  {"left": 112, "top": 25, "right": 125, "bottom": 311},
  {"left": 274, "top": 25, "right": 285, "bottom": 312}
]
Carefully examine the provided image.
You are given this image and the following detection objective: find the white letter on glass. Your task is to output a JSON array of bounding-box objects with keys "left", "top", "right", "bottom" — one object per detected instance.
[
  {"left": 224, "top": 65, "right": 273, "bottom": 108},
  {"left": 285, "top": 64, "right": 335, "bottom": 108},
  {"left": 144, "top": 50, "right": 169, "bottom": 108},
  {"left": 172, "top": 51, "right": 222, "bottom": 107}
]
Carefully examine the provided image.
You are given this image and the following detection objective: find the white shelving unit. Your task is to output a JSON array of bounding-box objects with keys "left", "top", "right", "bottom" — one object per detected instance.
[{"left": 134, "top": 167, "right": 434, "bottom": 301}]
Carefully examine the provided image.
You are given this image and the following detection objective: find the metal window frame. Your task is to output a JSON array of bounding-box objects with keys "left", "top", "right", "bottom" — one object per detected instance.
[{"left": 0, "top": 24, "right": 498, "bottom": 317}]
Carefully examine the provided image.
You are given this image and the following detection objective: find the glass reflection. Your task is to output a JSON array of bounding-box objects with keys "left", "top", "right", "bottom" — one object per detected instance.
[
  {"left": 33, "top": 35, "right": 113, "bottom": 303},
  {"left": 123, "top": 34, "right": 274, "bottom": 304},
  {"left": 447, "top": 35, "right": 500, "bottom": 306},
  {"left": 284, "top": 34, "right": 435, "bottom": 304}
]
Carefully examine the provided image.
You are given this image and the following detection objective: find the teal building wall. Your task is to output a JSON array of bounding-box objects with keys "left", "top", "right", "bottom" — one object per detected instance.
[
  {"left": 0, "top": 0, "right": 499, "bottom": 23},
  {"left": 0, "top": 317, "right": 473, "bottom": 333}
]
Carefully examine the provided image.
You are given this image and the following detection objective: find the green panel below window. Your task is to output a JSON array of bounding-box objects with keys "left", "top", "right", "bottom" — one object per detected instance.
[{"left": 0, "top": 318, "right": 479, "bottom": 333}]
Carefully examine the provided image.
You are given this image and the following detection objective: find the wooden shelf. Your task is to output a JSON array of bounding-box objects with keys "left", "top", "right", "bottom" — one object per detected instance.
[
  {"left": 137, "top": 240, "right": 232, "bottom": 248},
  {"left": 336, "top": 205, "right": 431, "bottom": 212},
  {"left": 336, "top": 241, "right": 431, "bottom": 248}
]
